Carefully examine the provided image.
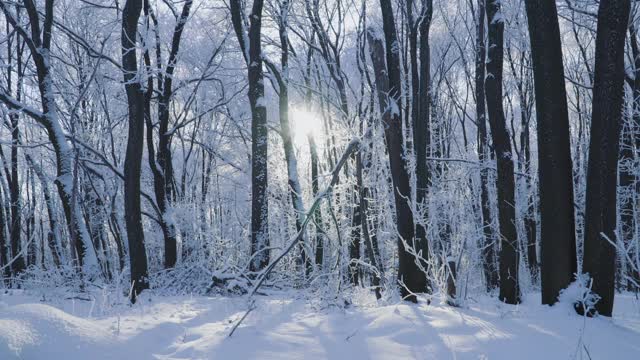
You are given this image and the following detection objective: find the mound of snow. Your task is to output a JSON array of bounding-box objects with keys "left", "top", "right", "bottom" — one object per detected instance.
[{"left": 0, "top": 303, "right": 116, "bottom": 359}]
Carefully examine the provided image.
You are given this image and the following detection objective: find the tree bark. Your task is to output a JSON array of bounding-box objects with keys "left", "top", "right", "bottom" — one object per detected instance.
[
  {"left": 6, "top": 13, "right": 25, "bottom": 275},
  {"left": 370, "top": 2, "right": 426, "bottom": 301},
  {"left": 475, "top": 0, "right": 498, "bottom": 291},
  {"left": 308, "top": 135, "right": 325, "bottom": 269},
  {"left": 122, "top": 0, "right": 150, "bottom": 301},
  {"left": 414, "top": 0, "right": 434, "bottom": 295},
  {"left": 157, "top": 0, "right": 192, "bottom": 267},
  {"left": 524, "top": 0, "right": 577, "bottom": 305},
  {"left": 485, "top": 0, "right": 519, "bottom": 304},
  {"left": 230, "top": 0, "right": 270, "bottom": 272},
  {"left": 0, "top": 185, "right": 9, "bottom": 278},
  {"left": 582, "top": 0, "right": 630, "bottom": 317}
]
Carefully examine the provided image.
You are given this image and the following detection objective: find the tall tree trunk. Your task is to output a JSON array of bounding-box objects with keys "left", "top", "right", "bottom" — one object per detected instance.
[
  {"left": 522, "top": 137, "right": 538, "bottom": 282},
  {"left": 121, "top": 0, "right": 149, "bottom": 301},
  {"left": 26, "top": 170, "right": 36, "bottom": 267},
  {"left": 475, "top": 0, "right": 498, "bottom": 291},
  {"left": 485, "top": 0, "right": 519, "bottom": 304},
  {"left": 230, "top": 0, "right": 270, "bottom": 272},
  {"left": 6, "top": 13, "right": 25, "bottom": 275},
  {"left": 524, "top": 0, "right": 577, "bottom": 305},
  {"left": 582, "top": 0, "right": 630, "bottom": 317},
  {"left": 0, "top": 185, "right": 9, "bottom": 278},
  {"left": 358, "top": 8, "right": 382, "bottom": 297},
  {"left": 414, "top": 0, "right": 434, "bottom": 295},
  {"left": 371, "top": 0, "right": 426, "bottom": 300},
  {"left": 305, "top": 44, "right": 325, "bottom": 271},
  {"left": 141, "top": 0, "right": 191, "bottom": 268},
  {"left": 506, "top": 44, "right": 538, "bottom": 283},
  {"left": 82, "top": 179, "right": 110, "bottom": 279},
  {"left": 349, "top": 180, "right": 362, "bottom": 285},
  {"left": 359, "top": 141, "right": 382, "bottom": 298},
  {"left": 157, "top": 0, "right": 192, "bottom": 267},
  {"left": 308, "top": 134, "right": 325, "bottom": 268}
]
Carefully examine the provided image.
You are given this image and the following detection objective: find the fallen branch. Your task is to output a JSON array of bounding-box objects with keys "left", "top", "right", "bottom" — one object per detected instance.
[{"left": 228, "top": 300, "right": 256, "bottom": 337}]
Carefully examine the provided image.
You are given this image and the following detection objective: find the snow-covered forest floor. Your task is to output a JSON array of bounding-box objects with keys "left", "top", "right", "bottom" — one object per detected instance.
[{"left": 0, "top": 289, "right": 638, "bottom": 359}]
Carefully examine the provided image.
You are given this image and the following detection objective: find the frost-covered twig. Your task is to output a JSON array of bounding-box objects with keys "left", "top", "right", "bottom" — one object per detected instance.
[{"left": 228, "top": 137, "right": 362, "bottom": 337}]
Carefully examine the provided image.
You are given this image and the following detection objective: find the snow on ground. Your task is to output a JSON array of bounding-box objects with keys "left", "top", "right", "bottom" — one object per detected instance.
[{"left": 0, "top": 290, "right": 638, "bottom": 359}]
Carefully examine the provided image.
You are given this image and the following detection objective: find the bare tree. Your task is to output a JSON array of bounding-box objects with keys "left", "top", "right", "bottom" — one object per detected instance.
[
  {"left": 414, "top": 0, "right": 435, "bottom": 296},
  {"left": 121, "top": 0, "right": 149, "bottom": 301},
  {"left": 485, "top": 0, "right": 519, "bottom": 304},
  {"left": 582, "top": 0, "right": 631, "bottom": 317},
  {"left": 475, "top": 0, "right": 498, "bottom": 291},
  {"left": 524, "top": 0, "right": 577, "bottom": 305},
  {"left": 230, "top": 0, "right": 270, "bottom": 272},
  {"left": 142, "top": 0, "right": 193, "bottom": 269},
  {"left": 374, "top": 0, "right": 427, "bottom": 302},
  {"left": 4, "top": 6, "right": 26, "bottom": 275}
]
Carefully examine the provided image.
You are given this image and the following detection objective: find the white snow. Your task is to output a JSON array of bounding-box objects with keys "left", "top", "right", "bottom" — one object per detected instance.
[{"left": 0, "top": 291, "right": 638, "bottom": 359}]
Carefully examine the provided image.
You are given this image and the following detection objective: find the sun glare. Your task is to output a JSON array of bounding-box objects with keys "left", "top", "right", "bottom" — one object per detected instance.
[{"left": 290, "top": 108, "right": 323, "bottom": 146}]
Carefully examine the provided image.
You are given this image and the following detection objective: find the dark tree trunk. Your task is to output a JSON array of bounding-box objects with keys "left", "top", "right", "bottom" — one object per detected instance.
[
  {"left": 359, "top": 145, "right": 382, "bottom": 299},
  {"left": 358, "top": 18, "right": 382, "bottom": 298},
  {"left": 475, "top": 0, "right": 498, "bottom": 291},
  {"left": 485, "top": 0, "right": 519, "bottom": 304},
  {"left": 6, "top": 17, "right": 25, "bottom": 275},
  {"left": 446, "top": 259, "right": 457, "bottom": 305},
  {"left": 408, "top": 0, "right": 419, "bottom": 149},
  {"left": 141, "top": 0, "right": 191, "bottom": 269},
  {"left": 518, "top": 87, "right": 538, "bottom": 283},
  {"left": 305, "top": 45, "right": 325, "bottom": 271},
  {"left": 157, "top": 0, "right": 192, "bottom": 267},
  {"left": 506, "top": 44, "right": 538, "bottom": 283},
  {"left": 524, "top": 0, "right": 577, "bottom": 305},
  {"left": 349, "top": 132, "right": 362, "bottom": 284},
  {"left": 523, "top": 178, "right": 538, "bottom": 282},
  {"left": 582, "top": 0, "right": 630, "bottom": 317},
  {"left": 26, "top": 171, "right": 36, "bottom": 267},
  {"left": 349, "top": 182, "right": 362, "bottom": 285},
  {"left": 121, "top": 0, "right": 149, "bottom": 302},
  {"left": 230, "top": 0, "right": 269, "bottom": 272},
  {"left": 309, "top": 135, "right": 325, "bottom": 268},
  {"left": 109, "top": 197, "right": 126, "bottom": 273},
  {"left": 82, "top": 179, "right": 110, "bottom": 279},
  {"left": 371, "top": 0, "right": 426, "bottom": 301},
  {"left": 9, "top": 139, "right": 24, "bottom": 274},
  {"left": 0, "top": 186, "right": 9, "bottom": 278},
  {"left": 414, "top": 0, "right": 434, "bottom": 295}
]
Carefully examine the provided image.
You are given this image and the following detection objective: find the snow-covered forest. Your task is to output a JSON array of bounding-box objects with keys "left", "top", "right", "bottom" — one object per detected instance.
[{"left": 0, "top": 0, "right": 639, "bottom": 358}]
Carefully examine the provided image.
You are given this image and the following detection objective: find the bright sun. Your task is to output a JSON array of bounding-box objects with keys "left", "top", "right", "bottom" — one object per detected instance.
[{"left": 290, "top": 108, "right": 323, "bottom": 146}]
